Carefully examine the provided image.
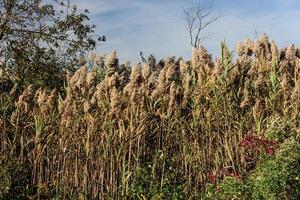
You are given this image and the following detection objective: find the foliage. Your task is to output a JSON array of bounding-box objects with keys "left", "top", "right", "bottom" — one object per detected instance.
[
  {"left": 201, "top": 119, "right": 300, "bottom": 200},
  {"left": 129, "top": 150, "right": 186, "bottom": 200},
  {"left": 0, "top": 156, "right": 33, "bottom": 199},
  {"left": 0, "top": 0, "right": 103, "bottom": 90}
]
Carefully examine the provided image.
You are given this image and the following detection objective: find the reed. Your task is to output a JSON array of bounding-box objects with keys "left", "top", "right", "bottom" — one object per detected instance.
[{"left": 0, "top": 34, "right": 299, "bottom": 199}]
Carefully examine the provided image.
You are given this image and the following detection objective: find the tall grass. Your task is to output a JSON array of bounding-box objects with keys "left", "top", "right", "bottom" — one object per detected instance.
[{"left": 0, "top": 34, "right": 299, "bottom": 199}]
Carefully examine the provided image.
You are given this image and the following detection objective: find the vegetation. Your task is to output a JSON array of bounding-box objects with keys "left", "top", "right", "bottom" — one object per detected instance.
[
  {"left": 0, "top": 0, "right": 104, "bottom": 90},
  {"left": 0, "top": 33, "right": 299, "bottom": 199}
]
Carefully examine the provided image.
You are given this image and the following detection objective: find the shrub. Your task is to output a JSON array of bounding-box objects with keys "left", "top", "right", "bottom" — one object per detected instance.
[
  {"left": 202, "top": 133, "right": 300, "bottom": 200},
  {"left": 0, "top": 156, "right": 33, "bottom": 199}
]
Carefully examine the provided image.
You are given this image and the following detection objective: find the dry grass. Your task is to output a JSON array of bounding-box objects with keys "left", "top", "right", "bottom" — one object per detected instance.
[{"left": 0, "top": 34, "right": 300, "bottom": 199}]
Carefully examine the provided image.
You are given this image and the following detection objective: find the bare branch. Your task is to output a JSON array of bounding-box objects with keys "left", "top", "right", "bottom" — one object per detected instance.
[{"left": 184, "top": 5, "right": 220, "bottom": 49}]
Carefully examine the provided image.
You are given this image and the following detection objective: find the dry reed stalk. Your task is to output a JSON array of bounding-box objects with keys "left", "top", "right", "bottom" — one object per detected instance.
[
  {"left": 106, "top": 50, "right": 119, "bottom": 75},
  {"left": 1, "top": 34, "right": 300, "bottom": 198}
]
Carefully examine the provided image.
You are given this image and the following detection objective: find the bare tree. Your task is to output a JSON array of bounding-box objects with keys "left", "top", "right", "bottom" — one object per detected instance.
[{"left": 184, "top": 5, "right": 220, "bottom": 49}]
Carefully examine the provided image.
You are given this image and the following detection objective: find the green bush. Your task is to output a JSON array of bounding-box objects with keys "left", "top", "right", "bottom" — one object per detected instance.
[
  {"left": 202, "top": 137, "right": 300, "bottom": 200},
  {"left": 0, "top": 156, "right": 33, "bottom": 200},
  {"left": 250, "top": 137, "right": 300, "bottom": 200},
  {"left": 203, "top": 177, "right": 251, "bottom": 200},
  {"left": 129, "top": 151, "right": 186, "bottom": 200}
]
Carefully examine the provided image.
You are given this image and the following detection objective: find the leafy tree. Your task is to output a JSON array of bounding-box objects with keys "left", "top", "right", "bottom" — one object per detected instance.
[{"left": 0, "top": 0, "right": 105, "bottom": 90}]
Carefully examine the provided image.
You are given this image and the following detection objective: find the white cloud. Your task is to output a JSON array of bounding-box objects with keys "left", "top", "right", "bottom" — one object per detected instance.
[{"left": 71, "top": 0, "right": 300, "bottom": 63}]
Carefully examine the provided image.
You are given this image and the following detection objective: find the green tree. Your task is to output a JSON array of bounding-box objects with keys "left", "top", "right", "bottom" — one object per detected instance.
[{"left": 0, "top": 0, "right": 105, "bottom": 90}]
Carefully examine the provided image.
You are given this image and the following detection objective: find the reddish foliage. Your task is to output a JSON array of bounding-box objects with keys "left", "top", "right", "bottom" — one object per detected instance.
[
  {"left": 241, "top": 134, "right": 276, "bottom": 156},
  {"left": 208, "top": 173, "right": 217, "bottom": 183},
  {"left": 264, "top": 146, "right": 275, "bottom": 155},
  {"left": 206, "top": 134, "right": 276, "bottom": 187},
  {"left": 240, "top": 133, "right": 277, "bottom": 171}
]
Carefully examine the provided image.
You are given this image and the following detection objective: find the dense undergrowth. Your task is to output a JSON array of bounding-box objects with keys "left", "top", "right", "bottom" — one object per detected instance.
[{"left": 0, "top": 34, "right": 300, "bottom": 199}]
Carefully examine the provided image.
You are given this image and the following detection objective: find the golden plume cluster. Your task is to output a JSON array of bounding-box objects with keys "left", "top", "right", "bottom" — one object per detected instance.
[{"left": 0, "top": 34, "right": 299, "bottom": 199}]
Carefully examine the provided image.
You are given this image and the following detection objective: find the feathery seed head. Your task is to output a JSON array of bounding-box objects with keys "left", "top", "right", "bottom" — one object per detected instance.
[
  {"left": 110, "top": 88, "right": 123, "bottom": 114},
  {"left": 106, "top": 50, "right": 118, "bottom": 73},
  {"left": 130, "top": 64, "right": 143, "bottom": 85},
  {"left": 192, "top": 46, "right": 212, "bottom": 71},
  {"left": 86, "top": 71, "right": 96, "bottom": 87},
  {"left": 179, "top": 60, "right": 189, "bottom": 75},
  {"left": 253, "top": 40, "right": 262, "bottom": 55},
  {"left": 107, "top": 72, "right": 120, "bottom": 88},
  {"left": 222, "top": 43, "right": 231, "bottom": 61},
  {"left": 151, "top": 67, "right": 167, "bottom": 98},
  {"left": 270, "top": 40, "right": 278, "bottom": 60},
  {"left": 286, "top": 44, "right": 296, "bottom": 60},
  {"left": 142, "top": 63, "right": 151, "bottom": 82},
  {"left": 166, "top": 63, "right": 177, "bottom": 82},
  {"left": 75, "top": 65, "right": 88, "bottom": 89},
  {"left": 236, "top": 42, "right": 245, "bottom": 56},
  {"left": 36, "top": 89, "right": 47, "bottom": 107},
  {"left": 261, "top": 33, "right": 270, "bottom": 48},
  {"left": 244, "top": 38, "right": 254, "bottom": 56},
  {"left": 168, "top": 81, "right": 178, "bottom": 112}
]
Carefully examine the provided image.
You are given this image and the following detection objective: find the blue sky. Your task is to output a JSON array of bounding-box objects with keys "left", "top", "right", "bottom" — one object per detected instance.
[{"left": 72, "top": 0, "right": 300, "bottom": 63}]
